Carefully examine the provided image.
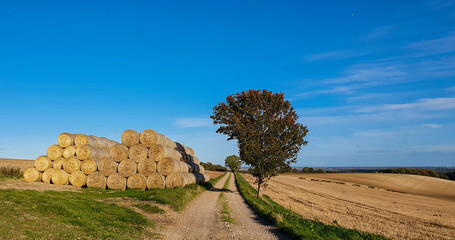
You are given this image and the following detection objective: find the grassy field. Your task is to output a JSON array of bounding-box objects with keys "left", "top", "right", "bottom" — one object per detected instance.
[
  {"left": 235, "top": 173, "right": 386, "bottom": 240},
  {"left": 0, "top": 172, "right": 225, "bottom": 239}
]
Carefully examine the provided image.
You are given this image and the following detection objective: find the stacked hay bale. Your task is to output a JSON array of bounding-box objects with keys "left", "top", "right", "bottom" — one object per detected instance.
[{"left": 24, "top": 129, "right": 210, "bottom": 190}]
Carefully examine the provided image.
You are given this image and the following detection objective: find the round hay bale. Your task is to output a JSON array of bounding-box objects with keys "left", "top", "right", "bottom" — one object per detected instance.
[
  {"left": 109, "top": 144, "right": 128, "bottom": 162},
  {"left": 117, "top": 159, "right": 137, "bottom": 177},
  {"left": 57, "top": 133, "right": 77, "bottom": 148},
  {"left": 165, "top": 173, "right": 196, "bottom": 188},
  {"left": 35, "top": 155, "right": 52, "bottom": 171},
  {"left": 98, "top": 137, "right": 118, "bottom": 150},
  {"left": 139, "top": 129, "right": 176, "bottom": 148},
  {"left": 138, "top": 159, "right": 156, "bottom": 176},
  {"left": 157, "top": 157, "right": 189, "bottom": 176},
  {"left": 128, "top": 144, "right": 148, "bottom": 162},
  {"left": 63, "top": 145, "right": 77, "bottom": 159},
  {"left": 86, "top": 171, "right": 107, "bottom": 189},
  {"left": 194, "top": 173, "right": 210, "bottom": 183},
  {"left": 184, "top": 146, "right": 195, "bottom": 156},
  {"left": 52, "top": 169, "right": 69, "bottom": 185},
  {"left": 189, "top": 163, "right": 205, "bottom": 173},
  {"left": 47, "top": 144, "right": 63, "bottom": 160},
  {"left": 76, "top": 144, "right": 108, "bottom": 160},
  {"left": 53, "top": 157, "right": 65, "bottom": 170},
  {"left": 107, "top": 173, "right": 126, "bottom": 190},
  {"left": 148, "top": 144, "right": 183, "bottom": 162},
  {"left": 69, "top": 171, "right": 86, "bottom": 187},
  {"left": 80, "top": 159, "right": 98, "bottom": 175},
  {"left": 42, "top": 168, "right": 55, "bottom": 183},
  {"left": 146, "top": 173, "right": 165, "bottom": 189},
  {"left": 63, "top": 156, "right": 81, "bottom": 174},
  {"left": 75, "top": 134, "right": 100, "bottom": 148},
  {"left": 121, "top": 129, "right": 140, "bottom": 147},
  {"left": 193, "top": 156, "right": 200, "bottom": 165},
  {"left": 98, "top": 158, "right": 117, "bottom": 177},
  {"left": 23, "top": 167, "right": 42, "bottom": 182},
  {"left": 127, "top": 174, "right": 146, "bottom": 190}
]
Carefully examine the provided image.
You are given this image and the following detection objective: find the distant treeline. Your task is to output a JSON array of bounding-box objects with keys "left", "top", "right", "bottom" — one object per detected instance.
[
  {"left": 380, "top": 168, "right": 455, "bottom": 180},
  {"left": 200, "top": 162, "right": 227, "bottom": 172},
  {"left": 287, "top": 167, "right": 326, "bottom": 173}
]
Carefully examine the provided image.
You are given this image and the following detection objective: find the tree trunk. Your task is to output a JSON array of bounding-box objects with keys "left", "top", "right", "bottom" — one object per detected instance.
[{"left": 257, "top": 181, "right": 262, "bottom": 198}]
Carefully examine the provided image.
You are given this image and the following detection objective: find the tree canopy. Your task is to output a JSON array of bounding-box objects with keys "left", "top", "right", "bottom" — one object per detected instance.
[
  {"left": 225, "top": 155, "right": 242, "bottom": 172},
  {"left": 211, "top": 89, "right": 308, "bottom": 197}
]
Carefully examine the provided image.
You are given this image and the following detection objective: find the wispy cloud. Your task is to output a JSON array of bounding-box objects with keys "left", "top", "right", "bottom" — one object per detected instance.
[
  {"left": 305, "top": 50, "right": 366, "bottom": 61},
  {"left": 356, "top": 97, "right": 455, "bottom": 113},
  {"left": 408, "top": 33, "right": 455, "bottom": 56},
  {"left": 357, "top": 25, "right": 394, "bottom": 42},
  {"left": 446, "top": 86, "right": 455, "bottom": 92},
  {"left": 175, "top": 117, "right": 212, "bottom": 128},
  {"left": 421, "top": 123, "right": 441, "bottom": 129},
  {"left": 407, "top": 144, "right": 455, "bottom": 153}
]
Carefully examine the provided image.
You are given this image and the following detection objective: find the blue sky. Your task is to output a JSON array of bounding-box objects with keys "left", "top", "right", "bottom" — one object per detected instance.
[{"left": 1, "top": 1, "right": 454, "bottom": 167}]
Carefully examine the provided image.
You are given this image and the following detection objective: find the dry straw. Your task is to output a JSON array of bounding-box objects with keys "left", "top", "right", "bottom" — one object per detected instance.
[
  {"left": 80, "top": 159, "right": 98, "bottom": 175},
  {"left": 127, "top": 174, "right": 147, "bottom": 190},
  {"left": 118, "top": 159, "right": 137, "bottom": 177},
  {"left": 98, "top": 137, "right": 118, "bottom": 150},
  {"left": 76, "top": 144, "right": 109, "bottom": 160},
  {"left": 47, "top": 144, "right": 63, "bottom": 160},
  {"left": 107, "top": 173, "right": 127, "bottom": 190},
  {"left": 42, "top": 168, "right": 55, "bottom": 183},
  {"left": 75, "top": 134, "right": 100, "bottom": 148},
  {"left": 53, "top": 157, "right": 65, "bottom": 170},
  {"left": 137, "top": 159, "right": 156, "bottom": 176},
  {"left": 146, "top": 173, "right": 165, "bottom": 189},
  {"left": 57, "top": 133, "right": 77, "bottom": 148},
  {"left": 157, "top": 157, "right": 189, "bottom": 176},
  {"left": 63, "top": 145, "right": 77, "bottom": 159},
  {"left": 98, "top": 158, "right": 117, "bottom": 177},
  {"left": 23, "top": 167, "right": 42, "bottom": 182},
  {"left": 52, "top": 169, "right": 69, "bottom": 185},
  {"left": 128, "top": 144, "right": 148, "bottom": 162},
  {"left": 63, "top": 156, "right": 81, "bottom": 174},
  {"left": 166, "top": 172, "right": 196, "bottom": 188},
  {"left": 109, "top": 144, "right": 128, "bottom": 162},
  {"left": 86, "top": 171, "right": 107, "bottom": 189},
  {"left": 35, "top": 155, "right": 52, "bottom": 171},
  {"left": 148, "top": 144, "right": 183, "bottom": 162},
  {"left": 121, "top": 130, "right": 140, "bottom": 147},
  {"left": 69, "top": 171, "right": 87, "bottom": 187}
]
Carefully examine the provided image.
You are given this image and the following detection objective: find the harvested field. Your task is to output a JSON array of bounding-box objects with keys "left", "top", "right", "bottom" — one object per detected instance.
[
  {"left": 242, "top": 173, "right": 455, "bottom": 240},
  {"left": 0, "top": 158, "right": 34, "bottom": 171}
]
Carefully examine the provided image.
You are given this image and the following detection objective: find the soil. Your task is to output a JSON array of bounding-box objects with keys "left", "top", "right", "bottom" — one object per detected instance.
[{"left": 0, "top": 158, "right": 34, "bottom": 171}]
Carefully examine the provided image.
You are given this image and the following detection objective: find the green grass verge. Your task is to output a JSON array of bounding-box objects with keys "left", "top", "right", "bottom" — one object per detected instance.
[
  {"left": 219, "top": 173, "right": 234, "bottom": 224},
  {"left": 133, "top": 203, "right": 165, "bottom": 214},
  {"left": 0, "top": 172, "right": 226, "bottom": 239},
  {"left": 234, "top": 173, "right": 388, "bottom": 240}
]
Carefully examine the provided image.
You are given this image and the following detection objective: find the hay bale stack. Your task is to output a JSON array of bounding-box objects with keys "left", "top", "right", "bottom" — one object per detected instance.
[
  {"left": 138, "top": 159, "right": 156, "bottom": 176},
  {"left": 42, "top": 168, "right": 55, "bottom": 183},
  {"left": 166, "top": 172, "right": 196, "bottom": 188},
  {"left": 110, "top": 144, "right": 128, "bottom": 162},
  {"left": 35, "top": 155, "right": 52, "bottom": 171},
  {"left": 127, "top": 174, "right": 147, "bottom": 190},
  {"left": 128, "top": 144, "right": 148, "bottom": 162},
  {"left": 76, "top": 144, "right": 109, "bottom": 160},
  {"left": 69, "top": 171, "right": 86, "bottom": 187},
  {"left": 107, "top": 173, "right": 127, "bottom": 190},
  {"left": 98, "top": 158, "right": 117, "bottom": 177},
  {"left": 63, "top": 145, "right": 77, "bottom": 159},
  {"left": 80, "top": 159, "right": 98, "bottom": 175},
  {"left": 146, "top": 173, "right": 165, "bottom": 189},
  {"left": 121, "top": 130, "right": 140, "bottom": 147},
  {"left": 57, "top": 133, "right": 77, "bottom": 148},
  {"left": 53, "top": 157, "right": 65, "bottom": 170},
  {"left": 194, "top": 173, "right": 210, "bottom": 183},
  {"left": 47, "top": 144, "right": 63, "bottom": 160},
  {"left": 63, "top": 156, "right": 81, "bottom": 174},
  {"left": 23, "top": 167, "right": 42, "bottom": 182},
  {"left": 118, "top": 159, "right": 137, "bottom": 177},
  {"left": 86, "top": 172, "right": 107, "bottom": 189},
  {"left": 52, "top": 170, "right": 69, "bottom": 185},
  {"left": 149, "top": 144, "right": 183, "bottom": 162},
  {"left": 157, "top": 157, "right": 189, "bottom": 176}
]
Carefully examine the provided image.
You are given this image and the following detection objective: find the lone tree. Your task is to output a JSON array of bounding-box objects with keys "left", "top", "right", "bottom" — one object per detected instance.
[
  {"left": 211, "top": 89, "right": 308, "bottom": 198},
  {"left": 225, "top": 155, "right": 242, "bottom": 172}
]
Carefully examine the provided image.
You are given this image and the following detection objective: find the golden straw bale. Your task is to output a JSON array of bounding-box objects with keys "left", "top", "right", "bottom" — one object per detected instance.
[
  {"left": 121, "top": 130, "right": 140, "bottom": 147},
  {"left": 127, "top": 174, "right": 147, "bottom": 190},
  {"left": 57, "top": 133, "right": 77, "bottom": 148},
  {"left": 98, "top": 137, "right": 118, "bottom": 150},
  {"left": 52, "top": 169, "right": 69, "bottom": 185},
  {"left": 148, "top": 144, "right": 183, "bottom": 162},
  {"left": 76, "top": 144, "right": 109, "bottom": 160},
  {"left": 35, "top": 155, "right": 52, "bottom": 171},
  {"left": 75, "top": 134, "right": 100, "bottom": 147},
  {"left": 128, "top": 144, "right": 148, "bottom": 162},
  {"left": 184, "top": 146, "right": 195, "bottom": 156},
  {"left": 23, "top": 167, "right": 42, "bottom": 182},
  {"left": 42, "top": 168, "right": 55, "bottom": 183},
  {"left": 146, "top": 173, "right": 165, "bottom": 189},
  {"left": 63, "top": 145, "right": 77, "bottom": 159},
  {"left": 63, "top": 156, "right": 81, "bottom": 174},
  {"left": 192, "top": 156, "right": 200, "bottom": 165},
  {"left": 86, "top": 171, "right": 107, "bottom": 189},
  {"left": 69, "top": 171, "right": 87, "bottom": 187},
  {"left": 139, "top": 129, "right": 176, "bottom": 148},
  {"left": 98, "top": 158, "right": 117, "bottom": 177},
  {"left": 165, "top": 173, "right": 196, "bottom": 188},
  {"left": 80, "top": 159, "right": 98, "bottom": 175},
  {"left": 118, "top": 159, "right": 137, "bottom": 177},
  {"left": 109, "top": 144, "right": 128, "bottom": 162},
  {"left": 138, "top": 159, "right": 156, "bottom": 176},
  {"left": 47, "top": 144, "right": 63, "bottom": 160},
  {"left": 157, "top": 157, "right": 189, "bottom": 176},
  {"left": 107, "top": 173, "right": 126, "bottom": 190},
  {"left": 53, "top": 157, "right": 65, "bottom": 170}
]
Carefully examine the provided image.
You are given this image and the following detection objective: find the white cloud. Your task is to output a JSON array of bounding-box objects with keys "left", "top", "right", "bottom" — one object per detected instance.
[
  {"left": 407, "top": 144, "right": 455, "bottom": 153},
  {"left": 408, "top": 33, "right": 455, "bottom": 56},
  {"left": 420, "top": 123, "right": 441, "bottom": 129},
  {"left": 357, "top": 26, "right": 394, "bottom": 42},
  {"left": 447, "top": 86, "right": 455, "bottom": 92},
  {"left": 356, "top": 97, "right": 455, "bottom": 113},
  {"left": 305, "top": 50, "right": 365, "bottom": 61},
  {"left": 175, "top": 117, "right": 212, "bottom": 128}
]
